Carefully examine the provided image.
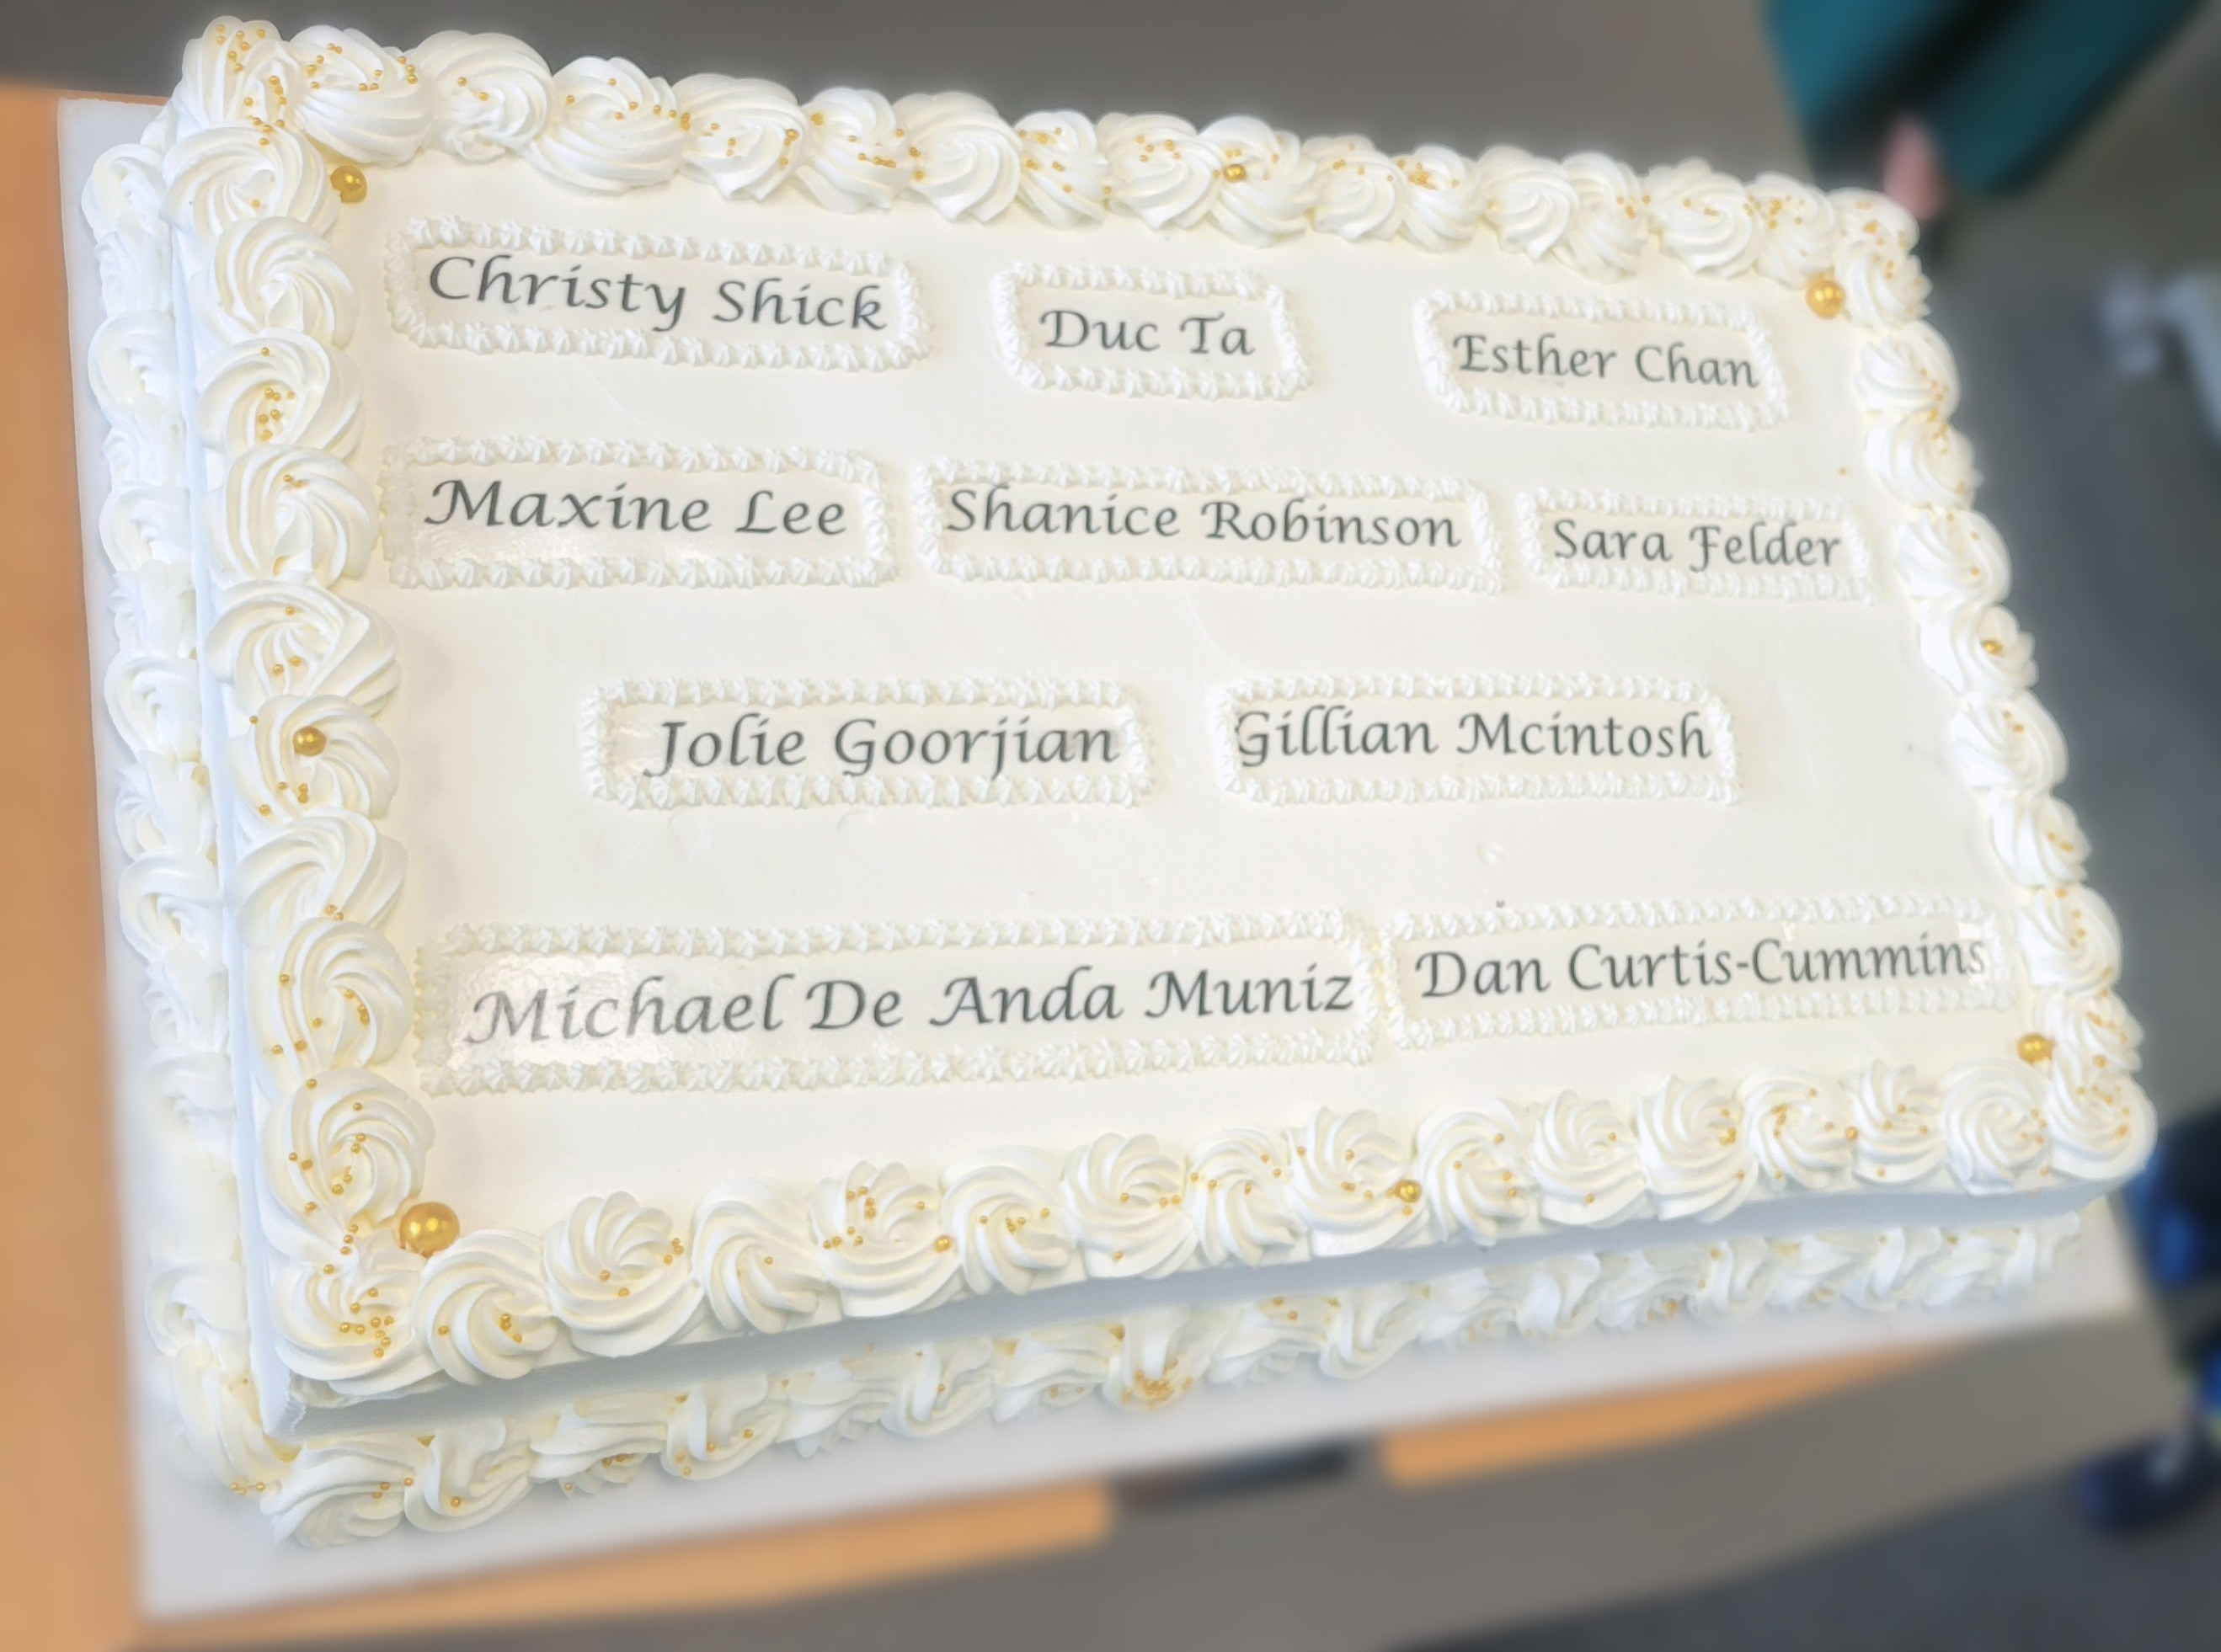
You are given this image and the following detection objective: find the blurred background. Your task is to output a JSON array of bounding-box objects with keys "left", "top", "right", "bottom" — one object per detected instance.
[{"left": 22, "top": 1, "right": 2221, "bottom": 1646}]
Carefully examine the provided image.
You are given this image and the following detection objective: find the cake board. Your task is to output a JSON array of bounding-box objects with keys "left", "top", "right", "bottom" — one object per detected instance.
[{"left": 23, "top": 85, "right": 2173, "bottom": 1649}]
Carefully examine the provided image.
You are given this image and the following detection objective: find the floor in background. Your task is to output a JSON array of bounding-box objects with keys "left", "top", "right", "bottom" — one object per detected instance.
[{"left": 1456, "top": 1468, "right": 2221, "bottom": 1652}]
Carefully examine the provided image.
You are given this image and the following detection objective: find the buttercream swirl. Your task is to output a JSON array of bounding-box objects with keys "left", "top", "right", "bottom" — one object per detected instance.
[
  {"left": 1896, "top": 509, "right": 2011, "bottom": 605},
  {"left": 258, "top": 1068, "right": 428, "bottom": 1255},
  {"left": 2033, "top": 986, "right": 2142, "bottom": 1086},
  {"left": 195, "top": 329, "right": 363, "bottom": 456},
  {"left": 404, "top": 1418, "right": 533, "bottom": 1531},
  {"left": 1103, "top": 1306, "right": 1229, "bottom": 1412},
  {"left": 174, "top": 18, "right": 306, "bottom": 135},
  {"left": 1318, "top": 1284, "right": 1425, "bottom": 1378},
  {"left": 1831, "top": 189, "right": 1930, "bottom": 326},
  {"left": 117, "top": 850, "right": 220, "bottom": 973},
  {"left": 1510, "top": 1253, "right": 1607, "bottom": 1341},
  {"left": 202, "top": 442, "right": 375, "bottom": 587},
  {"left": 2019, "top": 884, "right": 2122, "bottom": 994},
  {"left": 1474, "top": 146, "right": 1575, "bottom": 262},
  {"left": 1200, "top": 117, "right": 1318, "bottom": 244},
  {"left": 1748, "top": 171, "right": 1837, "bottom": 284},
  {"left": 529, "top": 57, "right": 686, "bottom": 194},
  {"left": 1184, "top": 1125, "right": 1303, "bottom": 1266},
  {"left": 1530, "top": 1092, "right": 1646, "bottom": 1224},
  {"left": 99, "top": 480, "right": 190, "bottom": 577},
  {"left": 1688, "top": 1236, "right": 1777, "bottom": 1324},
  {"left": 1098, "top": 113, "right": 1220, "bottom": 230},
  {"left": 883, "top": 1337, "right": 998, "bottom": 1438},
  {"left": 1941, "top": 1058, "right": 2049, "bottom": 1192},
  {"left": 228, "top": 692, "right": 398, "bottom": 829},
  {"left": 414, "top": 31, "right": 553, "bottom": 162},
  {"left": 1414, "top": 1267, "right": 1522, "bottom": 1346},
  {"left": 1854, "top": 322, "right": 1960, "bottom": 418},
  {"left": 1013, "top": 112, "right": 1108, "bottom": 226},
  {"left": 691, "top": 1178, "right": 827, "bottom": 1332},
  {"left": 1845, "top": 1060, "right": 1947, "bottom": 1183},
  {"left": 1919, "top": 601, "right": 2036, "bottom": 698},
  {"left": 104, "top": 650, "right": 200, "bottom": 761},
  {"left": 83, "top": 144, "right": 173, "bottom": 313},
  {"left": 262, "top": 1433, "right": 420, "bottom": 1545},
  {"left": 1209, "top": 1293, "right": 1335, "bottom": 1383},
  {"left": 248, "top": 917, "right": 409, "bottom": 1093},
  {"left": 2046, "top": 1068, "right": 2155, "bottom": 1182},
  {"left": 1865, "top": 404, "right": 1978, "bottom": 509},
  {"left": 664, "top": 1373, "right": 786, "bottom": 1478},
  {"left": 1286, "top": 1107, "right": 1428, "bottom": 1255},
  {"left": 207, "top": 579, "right": 397, "bottom": 715},
  {"left": 894, "top": 93, "right": 1024, "bottom": 222},
  {"left": 990, "top": 1321, "right": 1119, "bottom": 1420},
  {"left": 942, "top": 1148, "right": 1075, "bottom": 1294},
  {"left": 1646, "top": 159, "right": 1759, "bottom": 276},
  {"left": 531, "top": 1391, "right": 670, "bottom": 1491},
  {"left": 1597, "top": 1245, "right": 1703, "bottom": 1330},
  {"left": 543, "top": 1191, "right": 702, "bottom": 1356},
  {"left": 162, "top": 124, "right": 336, "bottom": 242},
  {"left": 1947, "top": 691, "right": 2067, "bottom": 792},
  {"left": 1305, "top": 135, "right": 1405, "bottom": 241},
  {"left": 416, "top": 1229, "right": 558, "bottom": 1383},
  {"left": 779, "top": 1352, "right": 900, "bottom": 1455},
  {"left": 1062, "top": 1133, "right": 1196, "bottom": 1278},
  {"left": 271, "top": 1244, "right": 434, "bottom": 1390},
  {"left": 1395, "top": 144, "right": 1485, "bottom": 249},
  {"left": 1740, "top": 1069, "right": 1854, "bottom": 1190},
  {"left": 283, "top": 27, "right": 431, "bottom": 166},
  {"left": 672, "top": 74, "right": 805, "bottom": 200},
  {"left": 809, "top": 1161, "right": 963, "bottom": 1314},
  {"left": 234, "top": 807, "right": 403, "bottom": 945},
  {"left": 195, "top": 213, "right": 356, "bottom": 347},
  {"left": 794, "top": 88, "right": 907, "bottom": 212},
  {"left": 1988, "top": 791, "right": 2090, "bottom": 886},
  {"left": 1635, "top": 1076, "right": 1750, "bottom": 1218},
  {"left": 1414, "top": 1099, "right": 1535, "bottom": 1242}
]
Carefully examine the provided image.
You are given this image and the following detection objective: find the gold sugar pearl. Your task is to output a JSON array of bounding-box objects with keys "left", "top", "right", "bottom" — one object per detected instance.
[
  {"left": 329, "top": 162, "right": 368, "bottom": 204},
  {"left": 398, "top": 1200, "right": 461, "bottom": 1257},
  {"left": 1222, "top": 162, "right": 1248, "bottom": 183},
  {"left": 1391, "top": 1178, "right": 1423, "bottom": 1205},
  {"left": 1804, "top": 272, "right": 1847, "bottom": 318},
  {"left": 2017, "top": 1032, "right": 2055, "bottom": 1064},
  {"left": 291, "top": 723, "right": 328, "bottom": 756}
]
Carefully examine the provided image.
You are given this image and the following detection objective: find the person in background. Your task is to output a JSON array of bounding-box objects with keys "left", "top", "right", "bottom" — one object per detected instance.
[{"left": 1768, "top": 0, "right": 2199, "bottom": 224}]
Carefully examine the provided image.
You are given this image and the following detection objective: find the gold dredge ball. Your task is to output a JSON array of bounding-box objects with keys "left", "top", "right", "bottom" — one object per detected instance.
[
  {"left": 1804, "top": 272, "right": 1847, "bottom": 318},
  {"left": 2016, "top": 1032, "right": 2055, "bottom": 1064},
  {"left": 399, "top": 1201, "right": 461, "bottom": 1257},
  {"left": 329, "top": 162, "right": 368, "bottom": 203},
  {"left": 291, "top": 723, "right": 328, "bottom": 756}
]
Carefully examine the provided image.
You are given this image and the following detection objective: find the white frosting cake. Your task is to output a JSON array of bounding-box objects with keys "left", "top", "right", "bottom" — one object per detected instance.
[{"left": 78, "top": 18, "right": 2152, "bottom": 1546}]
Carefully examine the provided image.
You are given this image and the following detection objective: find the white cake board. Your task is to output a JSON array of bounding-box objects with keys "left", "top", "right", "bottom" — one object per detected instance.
[{"left": 57, "top": 95, "right": 2148, "bottom": 1623}]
